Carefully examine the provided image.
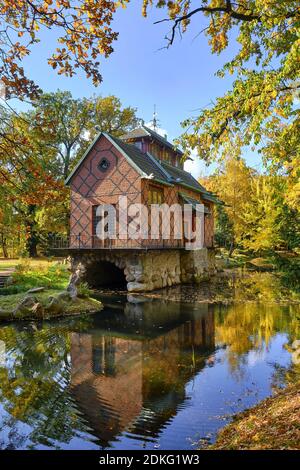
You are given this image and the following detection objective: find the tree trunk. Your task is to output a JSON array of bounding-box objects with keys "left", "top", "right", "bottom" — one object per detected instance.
[
  {"left": 0, "top": 232, "right": 8, "bottom": 258},
  {"left": 228, "top": 239, "right": 235, "bottom": 257},
  {"left": 26, "top": 205, "right": 39, "bottom": 258}
]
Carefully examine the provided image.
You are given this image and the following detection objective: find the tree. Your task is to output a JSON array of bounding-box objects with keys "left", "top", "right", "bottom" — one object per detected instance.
[
  {"left": 143, "top": 1, "right": 299, "bottom": 174},
  {"left": 202, "top": 156, "right": 255, "bottom": 254},
  {"left": 0, "top": 1, "right": 128, "bottom": 99},
  {"left": 33, "top": 91, "right": 94, "bottom": 179},
  {"left": 33, "top": 92, "right": 139, "bottom": 179},
  {"left": 243, "top": 176, "right": 300, "bottom": 253},
  {"left": 0, "top": 92, "right": 139, "bottom": 256},
  {"left": 242, "top": 176, "right": 284, "bottom": 253},
  {"left": 0, "top": 110, "right": 65, "bottom": 257}
]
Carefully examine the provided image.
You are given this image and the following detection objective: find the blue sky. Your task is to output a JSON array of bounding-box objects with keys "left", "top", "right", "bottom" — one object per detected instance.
[{"left": 14, "top": 1, "right": 263, "bottom": 177}]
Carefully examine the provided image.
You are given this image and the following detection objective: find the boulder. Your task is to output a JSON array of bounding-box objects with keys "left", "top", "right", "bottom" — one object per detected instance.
[
  {"left": 31, "top": 302, "right": 44, "bottom": 319},
  {"left": 46, "top": 296, "right": 66, "bottom": 316},
  {"left": 0, "top": 308, "right": 13, "bottom": 320},
  {"left": 13, "top": 295, "right": 38, "bottom": 319},
  {"left": 56, "top": 291, "right": 71, "bottom": 302}
]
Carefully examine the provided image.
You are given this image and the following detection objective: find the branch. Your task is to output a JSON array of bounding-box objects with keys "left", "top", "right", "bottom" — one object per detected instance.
[{"left": 155, "top": 2, "right": 299, "bottom": 47}]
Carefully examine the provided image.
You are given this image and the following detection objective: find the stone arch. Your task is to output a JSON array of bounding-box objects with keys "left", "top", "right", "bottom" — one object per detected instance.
[
  {"left": 85, "top": 259, "right": 127, "bottom": 288},
  {"left": 72, "top": 253, "right": 128, "bottom": 289}
]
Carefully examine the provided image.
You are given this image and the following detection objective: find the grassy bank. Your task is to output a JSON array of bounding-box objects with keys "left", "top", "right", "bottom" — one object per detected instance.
[
  {"left": 0, "top": 258, "right": 102, "bottom": 320},
  {"left": 0, "top": 258, "right": 69, "bottom": 295},
  {"left": 211, "top": 382, "right": 300, "bottom": 450}
]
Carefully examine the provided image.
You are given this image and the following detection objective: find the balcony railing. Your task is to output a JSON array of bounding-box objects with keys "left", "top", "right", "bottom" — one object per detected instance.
[{"left": 50, "top": 234, "right": 185, "bottom": 250}]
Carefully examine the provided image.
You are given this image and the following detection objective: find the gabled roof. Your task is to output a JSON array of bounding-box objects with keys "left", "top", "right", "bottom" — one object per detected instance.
[
  {"left": 108, "top": 134, "right": 171, "bottom": 185},
  {"left": 65, "top": 131, "right": 221, "bottom": 204},
  {"left": 121, "top": 125, "right": 184, "bottom": 156}
]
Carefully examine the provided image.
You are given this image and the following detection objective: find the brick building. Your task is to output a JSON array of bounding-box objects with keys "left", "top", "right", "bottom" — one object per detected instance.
[{"left": 64, "top": 125, "right": 219, "bottom": 291}]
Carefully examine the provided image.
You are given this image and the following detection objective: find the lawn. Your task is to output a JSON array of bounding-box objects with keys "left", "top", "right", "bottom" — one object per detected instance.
[
  {"left": 0, "top": 258, "right": 70, "bottom": 295},
  {"left": 0, "top": 258, "right": 103, "bottom": 318}
]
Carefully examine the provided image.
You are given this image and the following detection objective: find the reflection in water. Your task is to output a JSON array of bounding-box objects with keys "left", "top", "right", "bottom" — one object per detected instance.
[{"left": 0, "top": 298, "right": 299, "bottom": 450}]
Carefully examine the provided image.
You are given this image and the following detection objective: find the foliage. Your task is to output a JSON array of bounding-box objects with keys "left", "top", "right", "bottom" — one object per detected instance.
[
  {"left": 211, "top": 381, "right": 300, "bottom": 450},
  {"left": 11, "top": 262, "right": 70, "bottom": 292},
  {"left": 202, "top": 155, "right": 256, "bottom": 252},
  {"left": 144, "top": 1, "right": 299, "bottom": 209},
  {"left": 204, "top": 156, "right": 300, "bottom": 254},
  {"left": 77, "top": 282, "right": 93, "bottom": 299},
  {"left": 0, "top": 91, "right": 139, "bottom": 256},
  {"left": 0, "top": 0, "right": 129, "bottom": 99}
]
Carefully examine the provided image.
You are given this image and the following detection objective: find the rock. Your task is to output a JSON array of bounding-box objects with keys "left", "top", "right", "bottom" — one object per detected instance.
[
  {"left": 46, "top": 296, "right": 66, "bottom": 316},
  {"left": 0, "top": 308, "right": 13, "bottom": 320},
  {"left": 27, "top": 287, "right": 45, "bottom": 294},
  {"left": 56, "top": 291, "right": 71, "bottom": 302},
  {"left": 13, "top": 295, "right": 38, "bottom": 319},
  {"left": 31, "top": 302, "right": 44, "bottom": 319},
  {"left": 292, "top": 340, "right": 300, "bottom": 350},
  {"left": 127, "top": 282, "right": 148, "bottom": 292}
]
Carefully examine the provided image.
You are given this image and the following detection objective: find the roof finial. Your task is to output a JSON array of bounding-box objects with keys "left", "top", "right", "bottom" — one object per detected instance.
[{"left": 152, "top": 104, "right": 159, "bottom": 131}]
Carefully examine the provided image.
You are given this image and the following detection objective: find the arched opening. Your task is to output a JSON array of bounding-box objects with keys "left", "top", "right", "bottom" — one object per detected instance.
[{"left": 85, "top": 260, "right": 127, "bottom": 289}]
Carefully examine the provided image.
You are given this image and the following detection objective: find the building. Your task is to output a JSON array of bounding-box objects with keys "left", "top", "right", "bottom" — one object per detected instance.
[{"left": 62, "top": 125, "right": 219, "bottom": 291}]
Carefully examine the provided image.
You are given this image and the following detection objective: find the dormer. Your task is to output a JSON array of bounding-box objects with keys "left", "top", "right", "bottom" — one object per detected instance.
[{"left": 121, "top": 125, "right": 184, "bottom": 169}]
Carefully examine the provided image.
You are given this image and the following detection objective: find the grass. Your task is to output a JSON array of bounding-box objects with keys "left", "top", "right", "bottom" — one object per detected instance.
[
  {"left": 0, "top": 258, "right": 70, "bottom": 295},
  {"left": 211, "top": 382, "right": 300, "bottom": 450},
  {"left": 0, "top": 258, "right": 103, "bottom": 319}
]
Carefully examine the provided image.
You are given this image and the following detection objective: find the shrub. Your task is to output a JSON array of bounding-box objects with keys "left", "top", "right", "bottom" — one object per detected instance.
[{"left": 77, "top": 282, "right": 92, "bottom": 298}]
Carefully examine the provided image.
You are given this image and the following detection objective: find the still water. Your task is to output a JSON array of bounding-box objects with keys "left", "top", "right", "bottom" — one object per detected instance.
[{"left": 0, "top": 295, "right": 299, "bottom": 450}]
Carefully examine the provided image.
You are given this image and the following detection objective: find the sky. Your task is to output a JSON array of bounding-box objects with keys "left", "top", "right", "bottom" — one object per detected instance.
[{"left": 12, "top": 0, "right": 263, "bottom": 178}]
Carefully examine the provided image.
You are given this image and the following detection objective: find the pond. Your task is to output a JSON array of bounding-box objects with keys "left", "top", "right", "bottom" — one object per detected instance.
[{"left": 0, "top": 293, "right": 299, "bottom": 450}]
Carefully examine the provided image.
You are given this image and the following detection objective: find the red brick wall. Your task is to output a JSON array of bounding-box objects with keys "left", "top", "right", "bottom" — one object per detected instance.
[
  {"left": 69, "top": 134, "right": 214, "bottom": 248},
  {"left": 70, "top": 135, "right": 142, "bottom": 248}
]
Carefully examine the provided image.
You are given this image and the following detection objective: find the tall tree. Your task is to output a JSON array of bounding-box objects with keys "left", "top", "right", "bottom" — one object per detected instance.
[
  {"left": 0, "top": 110, "right": 65, "bottom": 257},
  {"left": 203, "top": 156, "right": 255, "bottom": 254},
  {"left": 33, "top": 92, "right": 139, "bottom": 179}
]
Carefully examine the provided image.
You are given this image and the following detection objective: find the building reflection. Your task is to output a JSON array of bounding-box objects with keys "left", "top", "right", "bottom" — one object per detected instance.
[{"left": 70, "top": 300, "right": 215, "bottom": 446}]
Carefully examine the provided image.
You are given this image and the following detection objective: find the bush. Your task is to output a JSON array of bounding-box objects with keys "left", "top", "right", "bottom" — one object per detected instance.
[
  {"left": 14, "top": 259, "right": 31, "bottom": 275},
  {"left": 77, "top": 282, "right": 92, "bottom": 298}
]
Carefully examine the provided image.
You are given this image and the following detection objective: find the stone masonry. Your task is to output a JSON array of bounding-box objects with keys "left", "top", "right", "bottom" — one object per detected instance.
[{"left": 70, "top": 248, "right": 216, "bottom": 293}]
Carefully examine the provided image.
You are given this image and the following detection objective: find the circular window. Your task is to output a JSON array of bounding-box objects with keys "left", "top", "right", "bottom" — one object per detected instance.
[{"left": 98, "top": 157, "right": 110, "bottom": 172}]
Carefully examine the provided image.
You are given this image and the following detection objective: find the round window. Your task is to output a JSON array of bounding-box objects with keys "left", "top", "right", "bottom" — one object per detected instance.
[{"left": 98, "top": 157, "right": 110, "bottom": 172}]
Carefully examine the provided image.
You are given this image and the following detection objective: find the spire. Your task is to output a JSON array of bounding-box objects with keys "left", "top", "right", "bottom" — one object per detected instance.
[{"left": 152, "top": 104, "right": 159, "bottom": 131}]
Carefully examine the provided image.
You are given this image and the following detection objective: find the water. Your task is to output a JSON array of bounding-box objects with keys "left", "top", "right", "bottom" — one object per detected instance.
[{"left": 0, "top": 295, "right": 299, "bottom": 450}]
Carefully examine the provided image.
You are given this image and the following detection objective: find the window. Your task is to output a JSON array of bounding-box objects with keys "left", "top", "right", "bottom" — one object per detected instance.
[
  {"left": 134, "top": 141, "right": 142, "bottom": 150},
  {"left": 98, "top": 157, "right": 110, "bottom": 172},
  {"left": 148, "top": 186, "right": 164, "bottom": 205}
]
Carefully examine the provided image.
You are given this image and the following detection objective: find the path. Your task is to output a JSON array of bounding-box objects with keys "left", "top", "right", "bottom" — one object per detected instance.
[{"left": 0, "top": 268, "right": 15, "bottom": 288}]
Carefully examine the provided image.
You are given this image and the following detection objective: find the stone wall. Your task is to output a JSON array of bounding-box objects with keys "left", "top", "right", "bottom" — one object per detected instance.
[
  {"left": 180, "top": 248, "right": 216, "bottom": 284},
  {"left": 70, "top": 248, "right": 215, "bottom": 293}
]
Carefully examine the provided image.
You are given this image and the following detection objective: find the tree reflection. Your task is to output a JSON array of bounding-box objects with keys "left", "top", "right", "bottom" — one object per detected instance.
[
  {"left": 0, "top": 299, "right": 298, "bottom": 449},
  {"left": 215, "top": 302, "right": 300, "bottom": 376},
  {"left": 0, "top": 318, "right": 93, "bottom": 448}
]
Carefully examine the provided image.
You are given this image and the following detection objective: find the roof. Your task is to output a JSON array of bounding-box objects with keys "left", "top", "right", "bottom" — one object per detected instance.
[
  {"left": 65, "top": 131, "right": 221, "bottom": 204},
  {"left": 108, "top": 134, "right": 170, "bottom": 184},
  {"left": 160, "top": 161, "right": 207, "bottom": 192},
  {"left": 121, "top": 125, "right": 184, "bottom": 156},
  {"left": 179, "top": 192, "right": 211, "bottom": 214}
]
